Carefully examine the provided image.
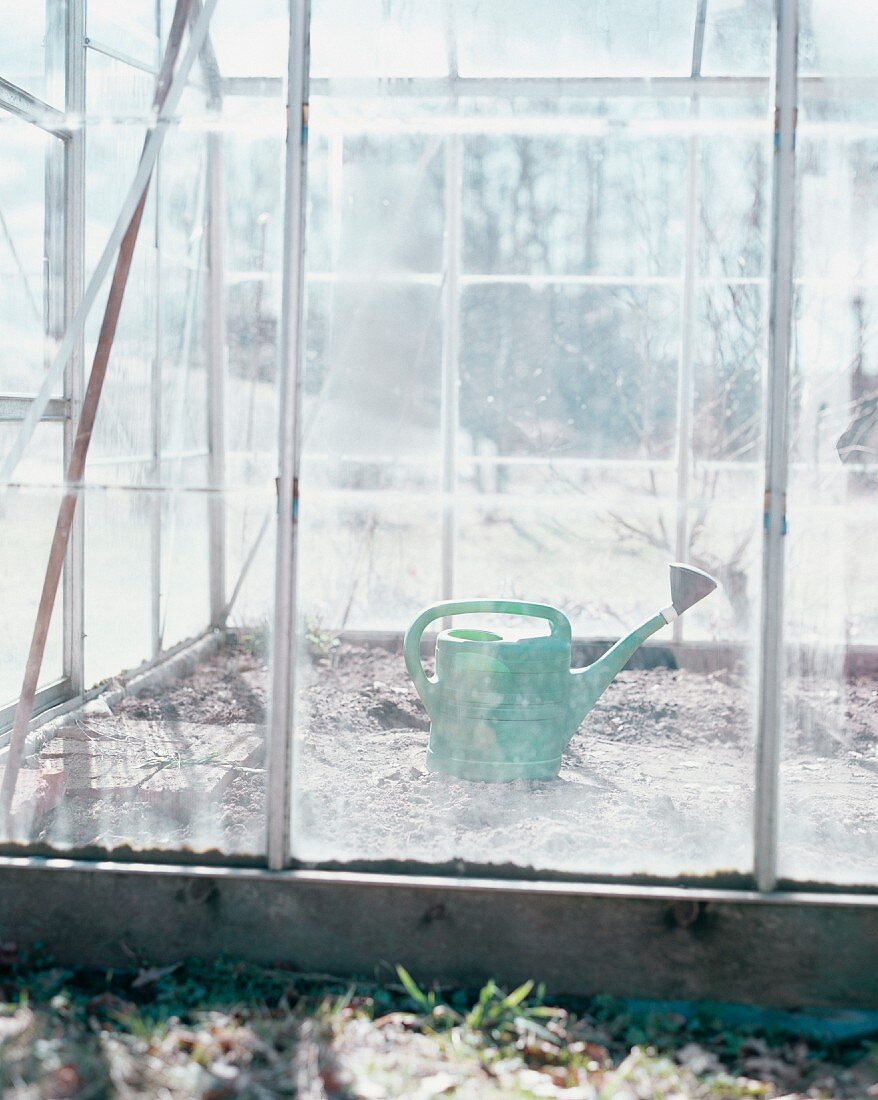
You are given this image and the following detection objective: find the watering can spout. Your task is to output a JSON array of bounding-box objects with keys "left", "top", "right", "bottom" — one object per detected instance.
[{"left": 567, "top": 563, "right": 717, "bottom": 738}]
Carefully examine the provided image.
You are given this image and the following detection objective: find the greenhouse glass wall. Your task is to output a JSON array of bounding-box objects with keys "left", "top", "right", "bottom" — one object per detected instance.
[{"left": 1, "top": 0, "right": 877, "bottom": 911}]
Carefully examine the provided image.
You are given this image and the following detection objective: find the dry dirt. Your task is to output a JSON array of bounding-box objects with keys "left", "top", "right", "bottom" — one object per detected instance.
[{"left": 23, "top": 642, "right": 878, "bottom": 884}]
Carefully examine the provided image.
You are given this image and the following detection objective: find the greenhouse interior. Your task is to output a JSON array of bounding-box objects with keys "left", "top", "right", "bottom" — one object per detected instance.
[{"left": 1, "top": 0, "right": 877, "bottom": 918}]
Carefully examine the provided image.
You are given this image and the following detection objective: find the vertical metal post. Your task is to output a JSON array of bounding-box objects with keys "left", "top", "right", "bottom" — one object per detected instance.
[
  {"left": 440, "top": 28, "right": 461, "bottom": 602},
  {"left": 267, "top": 0, "right": 310, "bottom": 870},
  {"left": 61, "top": 0, "right": 86, "bottom": 696},
  {"left": 151, "top": 0, "right": 164, "bottom": 657},
  {"left": 673, "top": 133, "right": 699, "bottom": 643},
  {"left": 673, "top": 0, "right": 707, "bottom": 643},
  {"left": 206, "top": 119, "right": 226, "bottom": 627},
  {"left": 440, "top": 135, "right": 461, "bottom": 600},
  {"left": 328, "top": 133, "right": 343, "bottom": 271},
  {"left": 754, "top": 0, "right": 798, "bottom": 893}
]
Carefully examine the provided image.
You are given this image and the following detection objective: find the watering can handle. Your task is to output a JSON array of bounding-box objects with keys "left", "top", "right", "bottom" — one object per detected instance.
[{"left": 403, "top": 599, "right": 572, "bottom": 714}]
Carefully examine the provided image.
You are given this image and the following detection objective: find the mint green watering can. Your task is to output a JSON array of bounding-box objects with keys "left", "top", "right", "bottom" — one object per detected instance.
[{"left": 404, "top": 564, "right": 717, "bottom": 782}]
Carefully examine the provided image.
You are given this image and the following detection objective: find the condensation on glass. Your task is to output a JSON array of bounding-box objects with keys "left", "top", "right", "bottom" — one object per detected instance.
[
  {"left": 777, "top": 1, "right": 878, "bottom": 886},
  {"left": 0, "top": 0, "right": 288, "bottom": 857},
  {"left": 291, "top": 0, "right": 775, "bottom": 878}
]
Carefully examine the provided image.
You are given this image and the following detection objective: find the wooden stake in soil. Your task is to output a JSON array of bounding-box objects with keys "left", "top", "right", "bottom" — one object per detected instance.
[{"left": 0, "top": 0, "right": 195, "bottom": 828}]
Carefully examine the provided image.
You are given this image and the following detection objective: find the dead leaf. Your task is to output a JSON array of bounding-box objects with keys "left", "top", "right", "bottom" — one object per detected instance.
[
  {"left": 568, "top": 1041, "right": 610, "bottom": 1064},
  {"left": 0, "top": 1007, "right": 33, "bottom": 1045},
  {"left": 48, "top": 1064, "right": 82, "bottom": 1098},
  {"left": 677, "top": 1041, "right": 723, "bottom": 1076},
  {"left": 742, "top": 1055, "right": 800, "bottom": 1087},
  {"left": 132, "top": 962, "right": 181, "bottom": 988}
]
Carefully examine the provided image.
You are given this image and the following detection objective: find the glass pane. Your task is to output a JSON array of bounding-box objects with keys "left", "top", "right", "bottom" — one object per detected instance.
[
  {"left": 692, "top": 285, "right": 766, "bottom": 464},
  {"left": 800, "top": 0, "right": 878, "bottom": 78},
  {"left": 0, "top": 426, "right": 65, "bottom": 706},
  {"left": 336, "top": 136, "right": 444, "bottom": 275},
  {"left": 158, "top": 125, "right": 209, "bottom": 470},
  {"left": 0, "top": 6, "right": 289, "bottom": 859},
  {"left": 162, "top": 464, "right": 210, "bottom": 650},
  {"left": 0, "top": 484, "right": 273, "bottom": 857},
  {"left": 0, "top": 114, "right": 54, "bottom": 395},
  {"left": 89, "top": 0, "right": 158, "bottom": 68},
  {"left": 777, "top": 11, "right": 878, "bottom": 881},
  {"left": 699, "top": 136, "right": 769, "bottom": 280},
  {"left": 223, "top": 93, "right": 287, "bottom": 488},
  {"left": 779, "top": 162, "right": 878, "bottom": 884},
  {"left": 209, "top": 0, "right": 294, "bottom": 79},
  {"left": 463, "top": 135, "right": 687, "bottom": 277},
  {"left": 294, "top": 1, "right": 772, "bottom": 878},
  {"left": 459, "top": 284, "right": 680, "bottom": 460},
  {"left": 310, "top": 0, "right": 449, "bottom": 79},
  {"left": 0, "top": 1, "right": 65, "bottom": 108},
  {"left": 84, "top": 474, "right": 154, "bottom": 685},
  {"left": 701, "top": 0, "right": 774, "bottom": 77},
  {"left": 455, "top": 496, "right": 679, "bottom": 638},
  {"left": 303, "top": 282, "right": 443, "bottom": 473},
  {"left": 83, "top": 53, "right": 154, "bottom": 285},
  {"left": 298, "top": 493, "right": 443, "bottom": 632},
  {"left": 455, "top": 0, "right": 699, "bottom": 78}
]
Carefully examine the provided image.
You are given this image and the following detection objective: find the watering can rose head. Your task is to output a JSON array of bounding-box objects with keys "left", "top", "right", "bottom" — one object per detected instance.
[{"left": 403, "top": 564, "right": 718, "bottom": 783}]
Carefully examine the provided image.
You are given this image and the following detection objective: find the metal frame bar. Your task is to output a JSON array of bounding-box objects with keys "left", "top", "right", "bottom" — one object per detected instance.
[
  {"left": 206, "top": 126, "right": 227, "bottom": 626},
  {"left": 229, "top": 73, "right": 878, "bottom": 101},
  {"left": 439, "top": 24, "right": 461, "bottom": 603},
  {"left": 151, "top": 0, "right": 164, "bottom": 660},
  {"left": 754, "top": 0, "right": 798, "bottom": 893},
  {"left": 84, "top": 36, "right": 160, "bottom": 78},
  {"left": 61, "top": 0, "right": 87, "bottom": 700},
  {"left": 190, "top": 0, "right": 223, "bottom": 102},
  {"left": 304, "top": 272, "right": 768, "bottom": 287},
  {"left": 221, "top": 76, "right": 284, "bottom": 97},
  {"left": 202, "top": 2, "right": 227, "bottom": 632},
  {"left": 328, "top": 73, "right": 878, "bottom": 97},
  {"left": 671, "top": 0, "right": 709, "bottom": 643},
  {"left": 0, "top": 396, "right": 68, "bottom": 422},
  {"left": 267, "top": 0, "right": 311, "bottom": 870},
  {"left": 0, "top": 76, "right": 69, "bottom": 138}
]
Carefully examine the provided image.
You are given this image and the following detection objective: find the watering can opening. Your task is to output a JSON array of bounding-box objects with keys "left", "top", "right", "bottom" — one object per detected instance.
[{"left": 447, "top": 628, "right": 503, "bottom": 642}]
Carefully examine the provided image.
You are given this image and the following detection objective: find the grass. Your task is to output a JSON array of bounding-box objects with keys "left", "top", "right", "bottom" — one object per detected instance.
[{"left": 1, "top": 949, "right": 877, "bottom": 1098}]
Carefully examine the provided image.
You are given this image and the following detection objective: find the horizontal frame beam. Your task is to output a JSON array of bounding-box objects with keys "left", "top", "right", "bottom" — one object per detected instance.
[
  {"left": 0, "top": 680, "right": 70, "bottom": 740},
  {"left": 0, "top": 859, "right": 876, "bottom": 1008},
  {"left": 0, "top": 76, "right": 69, "bottom": 137},
  {"left": 221, "top": 76, "right": 282, "bottom": 97},
  {"left": 309, "top": 73, "right": 878, "bottom": 100},
  {"left": 84, "top": 36, "right": 160, "bottom": 77},
  {"left": 0, "top": 395, "right": 69, "bottom": 422}
]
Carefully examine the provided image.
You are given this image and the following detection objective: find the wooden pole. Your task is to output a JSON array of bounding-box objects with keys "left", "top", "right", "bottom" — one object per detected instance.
[{"left": 1, "top": 0, "right": 195, "bottom": 827}]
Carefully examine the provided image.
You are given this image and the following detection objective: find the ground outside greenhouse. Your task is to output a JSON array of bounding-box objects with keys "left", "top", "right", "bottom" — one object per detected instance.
[{"left": 1, "top": 952, "right": 878, "bottom": 1098}]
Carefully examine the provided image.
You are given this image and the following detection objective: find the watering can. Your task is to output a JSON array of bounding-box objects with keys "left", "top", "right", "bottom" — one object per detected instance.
[{"left": 404, "top": 564, "right": 718, "bottom": 782}]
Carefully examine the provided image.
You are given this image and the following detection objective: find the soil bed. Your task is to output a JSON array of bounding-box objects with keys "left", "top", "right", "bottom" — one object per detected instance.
[{"left": 24, "top": 642, "right": 878, "bottom": 882}]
